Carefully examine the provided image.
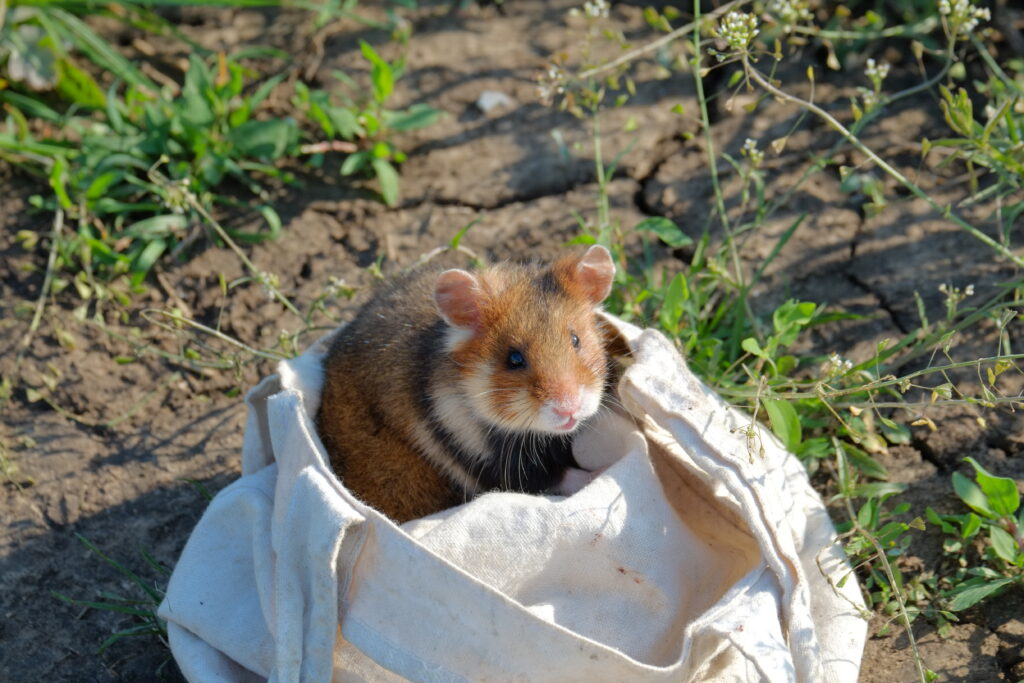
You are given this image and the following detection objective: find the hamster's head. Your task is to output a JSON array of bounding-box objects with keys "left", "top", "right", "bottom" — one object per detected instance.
[{"left": 433, "top": 245, "right": 615, "bottom": 435}]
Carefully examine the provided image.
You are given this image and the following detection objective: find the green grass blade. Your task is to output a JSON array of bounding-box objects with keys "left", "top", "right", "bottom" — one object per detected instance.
[{"left": 44, "top": 9, "right": 159, "bottom": 94}]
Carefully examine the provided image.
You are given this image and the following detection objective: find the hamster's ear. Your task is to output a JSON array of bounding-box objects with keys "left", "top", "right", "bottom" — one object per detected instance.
[
  {"left": 435, "top": 269, "right": 484, "bottom": 330},
  {"left": 573, "top": 245, "right": 615, "bottom": 305}
]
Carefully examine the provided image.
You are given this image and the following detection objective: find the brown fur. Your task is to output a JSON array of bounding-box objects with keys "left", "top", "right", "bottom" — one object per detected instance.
[{"left": 317, "top": 267, "right": 463, "bottom": 522}]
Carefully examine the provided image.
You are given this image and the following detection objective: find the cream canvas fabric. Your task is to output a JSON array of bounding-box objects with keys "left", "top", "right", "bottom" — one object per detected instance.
[{"left": 158, "top": 316, "right": 867, "bottom": 682}]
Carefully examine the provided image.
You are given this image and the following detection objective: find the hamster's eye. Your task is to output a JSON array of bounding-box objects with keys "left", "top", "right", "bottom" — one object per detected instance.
[
  {"left": 570, "top": 331, "right": 580, "bottom": 349},
  {"left": 507, "top": 349, "right": 527, "bottom": 370}
]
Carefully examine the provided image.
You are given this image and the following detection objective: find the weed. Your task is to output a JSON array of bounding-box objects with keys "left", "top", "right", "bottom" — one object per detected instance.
[
  {"left": 2, "top": 0, "right": 436, "bottom": 295},
  {"left": 928, "top": 457, "right": 1024, "bottom": 610},
  {"left": 53, "top": 534, "right": 171, "bottom": 657},
  {"left": 295, "top": 40, "right": 441, "bottom": 207}
]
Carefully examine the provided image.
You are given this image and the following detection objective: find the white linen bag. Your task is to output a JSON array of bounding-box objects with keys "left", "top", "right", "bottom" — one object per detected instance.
[{"left": 158, "top": 316, "right": 867, "bottom": 682}]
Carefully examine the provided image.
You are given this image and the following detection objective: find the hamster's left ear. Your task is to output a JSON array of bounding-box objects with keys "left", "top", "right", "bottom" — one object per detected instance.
[{"left": 573, "top": 245, "right": 615, "bottom": 305}]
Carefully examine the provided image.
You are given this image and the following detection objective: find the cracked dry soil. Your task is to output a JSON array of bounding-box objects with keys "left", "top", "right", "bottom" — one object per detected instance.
[{"left": 2, "top": 2, "right": 1023, "bottom": 681}]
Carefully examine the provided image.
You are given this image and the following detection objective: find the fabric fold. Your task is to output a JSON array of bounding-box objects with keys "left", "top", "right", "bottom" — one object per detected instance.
[{"left": 159, "top": 316, "right": 867, "bottom": 682}]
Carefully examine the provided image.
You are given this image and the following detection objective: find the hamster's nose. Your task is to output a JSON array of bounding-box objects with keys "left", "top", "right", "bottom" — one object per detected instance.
[{"left": 552, "top": 399, "right": 581, "bottom": 419}]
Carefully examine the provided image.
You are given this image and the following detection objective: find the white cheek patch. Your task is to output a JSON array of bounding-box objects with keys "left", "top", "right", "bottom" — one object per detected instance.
[
  {"left": 577, "top": 383, "right": 602, "bottom": 421},
  {"left": 431, "top": 383, "right": 489, "bottom": 460},
  {"left": 463, "top": 365, "right": 535, "bottom": 431},
  {"left": 462, "top": 366, "right": 494, "bottom": 417}
]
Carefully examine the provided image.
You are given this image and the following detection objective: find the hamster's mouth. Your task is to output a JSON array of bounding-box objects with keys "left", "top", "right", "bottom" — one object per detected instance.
[{"left": 558, "top": 416, "right": 578, "bottom": 431}]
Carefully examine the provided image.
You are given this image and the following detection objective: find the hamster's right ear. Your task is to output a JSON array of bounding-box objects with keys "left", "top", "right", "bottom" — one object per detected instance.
[
  {"left": 434, "top": 269, "right": 484, "bottom": 330},
  {"left": 576, "top": 244, "right": 615, "bottom": 305}
]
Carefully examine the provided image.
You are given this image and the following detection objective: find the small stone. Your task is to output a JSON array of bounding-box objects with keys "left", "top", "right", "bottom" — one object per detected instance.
[{"left": 475, "top": 91, "right": 515, "bottom": 113}]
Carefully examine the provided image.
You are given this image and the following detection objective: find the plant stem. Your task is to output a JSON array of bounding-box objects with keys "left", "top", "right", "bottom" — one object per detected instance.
[
  {"left": 692, "top": 1, "right": 745, "bottom": 290},
  {"left": 792, "top": 16, "right": 939, "bottom": 42},
  {"left": 15, "top": 209, "right": 63, "bottom": 381},
  {"left": 591, "top": 111, "right": 612, "bottom": 240},
  {"left": 721, "top": 350, "right": 1024, "bottom": 401},
  {"left": 741, "top": 55, "right": 1024, "bottom": 270},
  {"left": 143, "top": 309, "right": 288, "bottom": 362},
  {"left": 576, "top": 0, "right": 743, "bottom": 83}
]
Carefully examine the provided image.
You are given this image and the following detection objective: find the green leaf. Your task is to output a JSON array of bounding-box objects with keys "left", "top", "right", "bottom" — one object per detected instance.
[
  {"left": 228, "top": 119, "right": 298, "bottom": 159},
  {"left": 774, "top": 355, "right": 797, "bottom": 376},
  {"left": 385, "top": 103, "right": 441, "bottom": 132},
  {"left": 989, "top": 526, "right": 1019, "bottom": 563},
  {"left": 857, "top": 500, "right": 877, "bottom": 530},
  {"left": 371, "top": 157, "right": 399, "bottom": 206},
  {"left": 49, "top": 156, "right": 73, "bottom": 209},
  {"left": 659, "top": 273, "right": 686, "bottom": 333},
  {"left": 46, "top": 9, "right": 157, "bottom": 94},
  {"left": 878, "top": 417, "right": 911, "bottom": 445},
  {"left": 848, "top": 482, "right": 907, "bottom": 499},
  {"left": 85, "top": 170, "right": 126, "bottom": 201},
  {"left": 634, "top": 217, "right": 693, "bottom": 248},
  {"left": 762, "top": 398, "right": 801, "bottom": 451},
  {"left": 960, "top": 512, "right": 982, "bottom": 540},
  {"left": 180, "top": 55, "right": 215, "bottom": 127},
  {"left": 326, "top": 106, "right": 364, "bottom": 140},
  {"left": 952, "top": 471, "right": 994, "bottom": 518},
  {"left": 248, "top": 71, "right": 288, "bottom": 110},
  {"left": 131, "top": 239, "right": 166, "bottom": 283},
  {"left": 945, "top": 576, "right": 1015, "bottom": 611},
  {"left": 0, "top": 90, "right": 62, "bottom": 122},
  {"left": 449, "top": 217, "right": 481, "bottom": 250},
  {"left": 741, "top": 337, "right": 766, "bottom": 359},
  {"left": 54, "top": 58, "right": 106, "bottom": 108},
  {"left": 841, "top": 442, "right": 888, "bottom": 480},
  {"left": 256, "top": 205, "right": 282, "bottom": 240},
  {"left": 360, "top": 40, "right": 394, "bottom": 103},
  {"left": 964, "top": 457, "right": 1020, "bottom": 517},
  {"left": 341, "top": 150, "right": 369, "bottom": 176},
  {"left": 123, "top": 215, "right": 188, "bottom": 240},
  {"left": 772, "top": 300, "right": 816, "bottom": 346},
  {"left": 926, "top": 506, "right": 955, "bottom": 534}
]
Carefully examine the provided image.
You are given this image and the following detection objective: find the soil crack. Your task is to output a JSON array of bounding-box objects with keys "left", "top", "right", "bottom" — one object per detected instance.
[
  {"left": 845, "top": 271, "right": 911, "bottom": 335},
  {"left": 399, "top": 167, "right": 636, "bottom": 213},
  {"left": 634, "top": 136, "right": 686, "bottom": 217}
]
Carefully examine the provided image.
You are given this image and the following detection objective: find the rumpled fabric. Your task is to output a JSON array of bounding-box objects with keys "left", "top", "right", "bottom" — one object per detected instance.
[{"left": 158, "top": 315, "right": 867, "bottom": 682}]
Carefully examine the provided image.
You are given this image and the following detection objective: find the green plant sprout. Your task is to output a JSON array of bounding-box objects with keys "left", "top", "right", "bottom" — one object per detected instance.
[
  {"left": 53, "top": 534, "right": 172, "bottom": 657},
  {"left": 928, "top": 457, "right": 1024, "bottom": 611}
]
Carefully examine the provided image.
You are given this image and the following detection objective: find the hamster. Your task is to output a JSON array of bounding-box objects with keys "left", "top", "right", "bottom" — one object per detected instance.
[{"left": 315, "top": 245, "right": 617, "bottom": 523}]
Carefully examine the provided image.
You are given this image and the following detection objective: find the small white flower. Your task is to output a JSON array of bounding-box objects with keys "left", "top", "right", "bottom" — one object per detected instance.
[
  {"left": 257, "top": 271, "right": 280, "bottom": 301},
  {"left": 939, "top": 0, "right": 991, "bottom": 37},
  {"left": 768, "top": 0, "right": 813, "bottom": 30},
  {"left": 581, "top": 0, "right": 609, "bottom": 18},
  {"left": 741, "top": 138, "right": 764, "bottom": 167},
  {"left": 938, "top": 282, "right": 974, "bottom": 311},
  {"left": 825, "top": 352, "right": 854, "bottom": 377},
  {"left": 536, "top": 64, "right": 567, "bottom": 105},
  {"left": 716, "top": 11, "right": 759, "bottom": 52},
  {"left": 865, "top": 58, "right": 890, "bottom": 83},
  {"left": 324, "top": 276, "right": 348, "bottom": 299}
]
